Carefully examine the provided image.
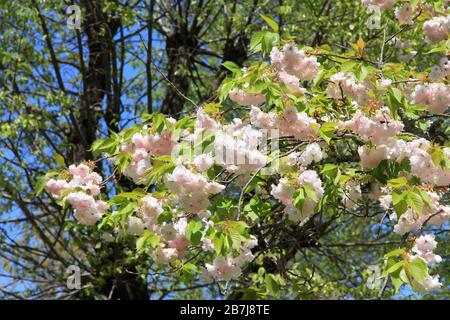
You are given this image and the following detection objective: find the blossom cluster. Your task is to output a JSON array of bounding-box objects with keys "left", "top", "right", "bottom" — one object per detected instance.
[
  {"left": 204, "top": 237, "right": 257, "bottom": 281},
  {"left": 358, "top": 137, "right": 450, "bottom": 185},
  {"left": 410, "top": 234, "right": 443, "bottom": 291},
  {"left": 126, "top": 197, "right": 190, "bottom": 263},
  {"left": 45, "top": 163, "right": 108, "bottom": 225},
  {"left": 430, "top": 57, "right": 450, "bottom": 80},
  {"left": 393, "top": 191, "right": 448, "bottom": 235},
  {"left": 411, "top": 83, "right": 450, "bottom": 114},
  {"left": 287, "top": 142, "right": 325, "bottom": 167},
  {"left": 121, "top": 126, "right": 176, "bottom": 184},
  {"left": 271, "top": 169, "right": 324, "bottom": 224},
  {"left": 270, "top": 43, "right": 320, "bottom": 82},
  {"left": 228, "top": 43, "right": 319, "bottom": 106},
  {"left": 166, "top": 165, "right": 225, "bottom": 212},
  {"left": 186, "top": 108, "right": 269, "bottom": 178},
  {"left": 423, "top": 15, "right": 450, "bottom": 44},
  {"left": 342, "top": 181, "right": 363, "bottom": 210},
  {"left": 395, "top": 3, "right": 414, "bottom": 25},
  {"left": 250, "top": 105, "right": 319, "bottom": 140},
  {"left": 327, "top": 72, "right": 369, "bottom": 104},
  {"left": 229, "top": 87, "right": 266, "bottom": 106},
  {"left": 344, "top": 107, "right": 404, "bottom": 146}
]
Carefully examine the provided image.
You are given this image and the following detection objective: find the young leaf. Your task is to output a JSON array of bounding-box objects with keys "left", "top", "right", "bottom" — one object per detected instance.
[
  {"left": 387, "top": 177, "right": 407, "bottom": 189},
  {"left": 54, "top": 153, "right": 65, "bottom": 168},
  {"left": 221, "top": 61, "right": 242, "bottom": 74},
  {"left": 384, "top": 248, "right": 405, "bottom": 259},
  {"left": 406, "top": 258, "right": 428, "bottom": 285},
  {"left": 260, "top": 14, "right": 279, "bottom": 32}
]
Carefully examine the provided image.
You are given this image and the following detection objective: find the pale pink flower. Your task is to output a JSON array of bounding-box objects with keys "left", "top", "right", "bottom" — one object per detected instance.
[
  {"left": 193, "top": 153, "right": 214, "bottom": 171},
  {"left": 45, "top": 179, "right": 69, "bottom": 198},
  {"left": 412, "top": 234, "right": 442, "bottom": 265},
  {"left": 358, "top": 145, "right": 388, "bottom": 168},
  {"left": 196, "top": 108, "right": 220, "bottom": 130},
  {"left": 298, "top": 170, "right": 324, "bottom": 198},
  {"left": 361, "top": 0, "right": 396, "bottom": 10},
  {"left": 154, "top": 247, "right": 178, "bottom": 263},
  {"left": 205, "top": 256, "right": 242, "bottom": 281},
  {"left": 139, "top": 195, "right": 163, "bottom": 225},
  {"left": 412, "top": 83, "right": 450, "bottom": 114},
  {"left": 270, "top": 43, "right": 320, "bottom": 81},
  {"left": 395, "top": 3, "right": 413, "bottom": 25},
  {"left": 229, "top": 88, "right": 265, "bottom": 106},
  {"left": 423, "top": 16, "right": 450, "bottom": 43},
  {"left": 271, "top": 178, "right": 295, "bottom": 206}
]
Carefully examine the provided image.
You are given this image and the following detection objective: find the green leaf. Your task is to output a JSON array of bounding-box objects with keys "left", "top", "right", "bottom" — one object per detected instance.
[
  {"left": 382, "top": 261, "right": 403, "bottom": 277},
  {"left": 426, "top": 40, "right": 448, "bottom": 54},
  {"left": 114, "top": 152, "right": 132, "bottom": 173},
  {"left": 406, "top": 191, "right": 423, "bottom": 214},
  {"left": 265, "top": 274, "right": 280, "bottom": 296},
  {"left": 136, "top": 235, "right": 147, "bottom": 251},
  {"left": 391, "top": 87, "right": 403, "bottom": 104},
  {"left": 319, "top": 122, "right": 338, "bottom": 144},
  {"left": 175, "top": 116, "right": 195, "bottom": 130},
  {"left": 399, "top": 268, "right": 409, "bottom": 284},
  {"left": 260, "top": 14, "right": 279, "bottom": 32},
  {"left": 262, "top": 32, "right": 279, "bottom": 54},
  {"left": 249, "top": 31, "right": 264, "bottom": 54},
  {"left": 430, "top": 147, "right": 445, "bottom": 168},
  {"left": 321, "top": 164, "right": 338, "bottom": 177},
  {"left": 293, "top": 188, "right": 305, "bottom": 209},
  {"left": 136, "top": 230, "right": 160, "bottom": 252},
  {"left": 303, "top": 184, "right": 318, "bottom": 202},
  {"left": 152, "top": 113, "right": 166, "bottom": 133},
  {"left": 34, "top": 177, "right": 46, "bottom": 197},
  {"left": 54, "top": 153, "right": 65, "bottom": 168},
  {"left": 384, "top": 248, "right": 405, "bottom": 259},
  {"left": 387, "top": 177, "right": 407, "bottom": 189},
  {"left": 109, "top": 189, "right": 147, "bottom": 205},
  {"left": 358, "top": 65, "right": 374, "bottom": 81},
  {"left": 392, "top": 190, "right": 407, "bottom": 216},
  {"left": 388, "top": 265, "right": 405, "bottom": 293},
  {"left": 213, "top": 233, "right": 224, "bottom": 255},
  {"left": 406, "top": 258, "right": 428, "bottom": 285},
  {"left": 186, "top": 220, "right": 203, "bottom": 245},
  {"left": 221, "top": 61, "right": 242, "bottom": 74},
  {"left": 340, "top": 61, "right": 359, "bottom": 73},
  {"left": 417, "top": 188, "right": 432, "bottom": 209},
  {"left": 90, "top": 137, "right": 119, "bottom": 156},
  {"left": 218, "top": 221, "right": 249, "bottom": 250},
  {"left": 243, "top": 196, "right": 270, "bottom": 222}
]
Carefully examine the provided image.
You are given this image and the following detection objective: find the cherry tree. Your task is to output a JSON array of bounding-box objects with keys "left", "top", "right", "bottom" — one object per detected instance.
[{"left": 38, "top": 0, "right": 449, "bottom": 299}]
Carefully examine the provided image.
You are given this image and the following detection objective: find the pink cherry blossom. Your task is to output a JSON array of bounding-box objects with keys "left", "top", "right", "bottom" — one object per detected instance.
[
  {"left": 358, "top": 145, "right": 388, "bottom": 169},
  {"left": 229, "top": 88, "right": 265, "bottom": 106},
  {"left": 361, "top": 0, "right": 396, "bottom": 10},
  {"left": 412, "top": 234, "right": 442, "bottom": 265},
  {"left": 412, "top": 83, "right": 450, "bottom": 114},
  {"left": 205, "top": 256, "right": 242, "bottom": 281},
  {"left": 270, "top": 43, "right": 320, "bottom": 81},
  {"left": 395, "top": 3, "right": 414, "bottom": 25},
  {"left": 423, "top": 16, "right": 450, "bottom": 43},
  {"left": 45, "top": 179, "right": 69, "bottom": 198},
  {"left": 344, "top": 108, "right": 404, "bottom": 145}
]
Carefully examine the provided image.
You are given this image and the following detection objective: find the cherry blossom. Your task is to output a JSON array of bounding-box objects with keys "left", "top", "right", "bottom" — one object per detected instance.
[{"left": 361, "top": 0, "right": 396, "bottom": 10}]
